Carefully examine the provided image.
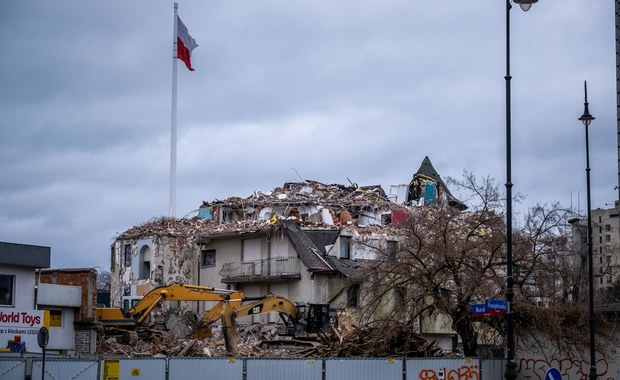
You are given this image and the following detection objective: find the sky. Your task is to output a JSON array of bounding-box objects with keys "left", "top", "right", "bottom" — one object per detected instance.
[{"left": 0, "top": 1, "right": 617, "bottom": 270}]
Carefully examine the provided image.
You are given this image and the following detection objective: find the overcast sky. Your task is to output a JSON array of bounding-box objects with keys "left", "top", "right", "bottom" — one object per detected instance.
[{"left": 0, "top": 1, "right": 617, "bottom": 270}]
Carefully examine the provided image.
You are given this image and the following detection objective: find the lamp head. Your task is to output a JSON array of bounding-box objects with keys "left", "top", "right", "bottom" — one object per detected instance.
[
  {"left": 579, "top": 81, "right": 595, "bottom": 128},
  {"left": 513, "top": 0, "right": 538, "bottom": 12}
]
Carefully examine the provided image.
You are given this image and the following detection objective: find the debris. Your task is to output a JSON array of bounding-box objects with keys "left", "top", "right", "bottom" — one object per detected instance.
[{"left": 96, "top": 321, "right": 444, "bottom": 358}]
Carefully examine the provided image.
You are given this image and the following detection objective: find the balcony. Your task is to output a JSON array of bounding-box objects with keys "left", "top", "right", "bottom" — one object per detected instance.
[{"left": 219, "top": 256, "right": 301, "bottom": 284}]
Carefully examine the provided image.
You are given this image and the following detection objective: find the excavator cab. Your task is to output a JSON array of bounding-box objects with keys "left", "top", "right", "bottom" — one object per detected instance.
[{"left": 291, "top": 303, "right": 330, "bottom": 337}]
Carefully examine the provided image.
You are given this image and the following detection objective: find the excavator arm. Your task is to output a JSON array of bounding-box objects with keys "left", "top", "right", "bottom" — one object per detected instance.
[
  {"left": 96, "top": 283, "right": 244, "bottom": 327},
  {"left": 219, "top": 294, "right": 299, "bottom": 355}
]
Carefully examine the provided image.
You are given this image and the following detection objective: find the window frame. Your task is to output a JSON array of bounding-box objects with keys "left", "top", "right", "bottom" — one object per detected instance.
[
  {"left": 201, "top": 249, "right": 216, "bottom": 267},
  {"left": 340, "top": 236, "right": 351, "bottom": 260},
  {"left": 124, "top": 244, "right": 132, "bottom": 267},
  {"left": 0, "top": 274, "right": 15, "bottom": 307},
  {"left": 347, "top": 284, "right": 359, "bottom": 307},
  {"left": 49, "top": 309, "right": 63, "bottom": 327}
]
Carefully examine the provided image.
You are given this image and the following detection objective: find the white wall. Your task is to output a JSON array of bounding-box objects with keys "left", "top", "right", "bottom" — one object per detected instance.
[
  {"left": 0, "top": 266, "right": 35, "bottom": 309},
  {"left": 43, "top": 307, "right": 75, "bottom": 353}
]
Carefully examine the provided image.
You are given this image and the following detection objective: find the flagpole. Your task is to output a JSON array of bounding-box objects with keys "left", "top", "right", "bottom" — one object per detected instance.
[{"left": 169, "top": 2, "right": 178, "bottom": 218}]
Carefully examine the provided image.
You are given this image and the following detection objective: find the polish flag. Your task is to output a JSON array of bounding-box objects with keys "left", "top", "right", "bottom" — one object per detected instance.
[{"left": 176, "top": 15, "right": 197, "bottom": 71}]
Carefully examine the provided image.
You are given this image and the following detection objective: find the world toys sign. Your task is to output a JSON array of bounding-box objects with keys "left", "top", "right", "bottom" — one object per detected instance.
[{"left": 0, "top": 309, "right": 46, "bottom": 354}]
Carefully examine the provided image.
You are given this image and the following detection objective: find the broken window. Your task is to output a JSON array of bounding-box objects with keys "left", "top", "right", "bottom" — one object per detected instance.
[
  {"left": 340, "top": 236, "right": 351, "bottom": 259},
  {"left": 347, "top": 284, "right": 359, "bottom": 307},
  {"left": 139, "top": 245, "right": 152, "bottom": 280},
  {"left": 201, "top": 249, "right": 216, "bottom": 267},
  {"left": 606, "top": 224, "right": 611, "bottom": 231},
  {"left": 0, "top": 275, "right": 14, "bottom": 306},
  {"left": 124, "top": 244, "right": 132, "bottom": 267}
]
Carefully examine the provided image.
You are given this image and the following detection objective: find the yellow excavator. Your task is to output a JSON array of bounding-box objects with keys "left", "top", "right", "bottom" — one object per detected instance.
[
  {"left": 95, "top": 283, "right": 331, "bottom": 355},
  {"left": 95, "top": 283, "right": 244, "bottom": 327},
  {"left": 215, "top": 293, "right": 331, "bottom": 355}
]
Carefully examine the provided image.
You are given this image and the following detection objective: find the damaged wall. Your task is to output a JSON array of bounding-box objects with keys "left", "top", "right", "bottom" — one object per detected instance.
[{"left": 110, "top": 219, "right": 202, "bottom": 308}]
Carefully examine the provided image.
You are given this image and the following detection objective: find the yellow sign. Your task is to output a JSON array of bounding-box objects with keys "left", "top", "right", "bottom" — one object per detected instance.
[
  {"left": 102, "top": 360, "right": 120, "bottom": 380},
  {"left": 131, "top": 368, "right": 141, "bottom": 376}
]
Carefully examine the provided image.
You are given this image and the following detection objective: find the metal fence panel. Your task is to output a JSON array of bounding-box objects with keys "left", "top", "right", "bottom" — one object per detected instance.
[
  {"left": 0, "top": 358, "right": 26, "bottom": 380},
  {"left": 168, "top": 357, "right": 243, "bottom": 380},
  {"left": 479, "top": 358, "right": 506, "bottom": 380},
  {"left": 247, "top": 358, "right": 322, "bottom": 380},
  {"left": 406, "top": 358, "right": 480, "bottom": 380},
  {"left": 32, "top": 359, "right": 98, "bottom": 380},
  {"left": 326, "top": 358, "right": 402, "bottom": 380},
  {"left": 101, "top": 358, "right": 166, "bottom": 380}
]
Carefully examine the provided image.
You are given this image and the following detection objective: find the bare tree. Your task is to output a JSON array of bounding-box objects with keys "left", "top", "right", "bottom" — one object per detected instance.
[
  {"left": 358, "top": 172, "right": 594, "bottom": 357},
  {"left": 96, "top": 267, "right": 111, "bottom": 292}
]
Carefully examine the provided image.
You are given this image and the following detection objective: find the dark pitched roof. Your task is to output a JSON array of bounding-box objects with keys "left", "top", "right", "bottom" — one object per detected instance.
[
  {"left": 415, "top": 156, "right": 452, "bottom": 196},
  {"left": 411, "top": 156, "right": 467, "bottom": 211},
  {"left": 304, "top": 230, "right": 340, "bottom": 254},
  {"left": 279, "top": 220, "right": 334, "bottom": 272},
  {"left": 278, "top": 220, "right": 360, "bottom": 278}
]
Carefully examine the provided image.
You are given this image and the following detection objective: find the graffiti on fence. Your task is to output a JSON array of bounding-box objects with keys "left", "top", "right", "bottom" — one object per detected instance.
[
  {"left": 517, "top": 357, "right": 614, "bottom": 380},
  {"left": 419, "top": 365, "right": 479, "bottom": 380}
]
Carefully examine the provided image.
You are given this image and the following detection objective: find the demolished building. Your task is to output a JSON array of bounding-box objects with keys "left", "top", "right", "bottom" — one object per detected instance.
[{"left": 109, "top": 156, "right": 465, "bottom": 350}]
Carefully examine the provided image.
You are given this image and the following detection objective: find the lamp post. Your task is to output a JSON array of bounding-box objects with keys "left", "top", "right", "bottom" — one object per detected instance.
[
  {"left": 579, "top": 80, "right": 597, "bottom": 380},
  {"left": 504, "top": 1, "right": 537, "bottom": 379}
]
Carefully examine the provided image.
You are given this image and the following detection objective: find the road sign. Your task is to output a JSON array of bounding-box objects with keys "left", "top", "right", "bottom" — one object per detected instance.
[
  {"left": 470, "top": 304, "right": 488, "bottom": 317},
  {"left": 545, "top": 367, "right": 562, "bottom": 380},
  {"left": 37, "top": 327, "right": 49, "bottom": 349},
  {"left": 486, "top": 299, "right": 508, "bottom": 315}
]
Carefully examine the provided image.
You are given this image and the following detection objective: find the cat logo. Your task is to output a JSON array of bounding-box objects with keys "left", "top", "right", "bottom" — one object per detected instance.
[{"left": 249, "top": 305, "right": 263, "bottom": 315}]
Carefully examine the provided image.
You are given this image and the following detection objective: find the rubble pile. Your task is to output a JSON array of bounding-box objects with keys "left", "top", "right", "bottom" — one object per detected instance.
[
  {"left": 115, "top": 180, "right": 405, "bottom": 245},
  {"left": 117, "top": 217, "right": 210, "bottom": 240},
  {"left": 97, "top": 321, "right": 444, "bottom": 358},
  {"left": 309, "top": 321, "right": 444, "bottom": 358},
  {"left": 97, "top": 325, "right": 303, "bottom": 358}
]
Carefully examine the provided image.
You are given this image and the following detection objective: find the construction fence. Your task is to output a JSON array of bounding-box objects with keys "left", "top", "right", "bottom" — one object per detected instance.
[{"left": 0, "top": 355, "right": 505, "bottom": 380}]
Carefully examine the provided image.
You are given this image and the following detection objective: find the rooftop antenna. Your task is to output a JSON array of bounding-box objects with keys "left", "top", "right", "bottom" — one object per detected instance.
[{"left": 289, "top": 168, "right": 304, "bottom": 182}]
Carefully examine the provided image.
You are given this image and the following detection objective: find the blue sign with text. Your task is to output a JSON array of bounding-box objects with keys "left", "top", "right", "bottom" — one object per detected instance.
[{"left": 486, "top": 299, "right": 508, "bottom": 313}]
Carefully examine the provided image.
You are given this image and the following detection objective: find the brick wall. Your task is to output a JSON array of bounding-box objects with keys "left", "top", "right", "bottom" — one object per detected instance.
[
  {"left": 39, "top": 269, "right": 97, "bottom": 321},
  {"left": 73, "top": 321, "right": 97, "bottom": 355}
]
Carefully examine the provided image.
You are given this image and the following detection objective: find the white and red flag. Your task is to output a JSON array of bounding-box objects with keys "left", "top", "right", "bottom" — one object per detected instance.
[{"left": 176, "top": 15, "right": 198, "bottom": 71}]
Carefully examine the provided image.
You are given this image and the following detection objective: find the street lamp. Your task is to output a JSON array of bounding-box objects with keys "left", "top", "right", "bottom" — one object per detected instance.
[
  {"left": 579, "top": 80, "right": 597, "bottom": 380},
  {"left": 504, "top": 1, "right": 537, "bottom": 379}
]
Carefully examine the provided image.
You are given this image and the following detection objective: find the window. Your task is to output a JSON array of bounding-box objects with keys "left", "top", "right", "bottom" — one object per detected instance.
[
  {"left": 124, "top": 244, "right": 132, "bottom": 267},
  {"left": 340, "top": 236, "right": 351, "bottom": 259},
  {"left": 387, "top": 241, "right": 398, "bottom": 258},
  {"left": 0, "top": 275, "right": 14, "bottom": 306},
  {"left": 606, "top": 224, "right": 611, "bottom": 232},
  {"left": 347, "top": 284, "right": 359, "bottom": 307},
  {"left": 139, "top": 245, "right": 151, "bottom": 280},
  {"left": 49, "top": 310, "right": 62, "bottom": 327},
  {"left": 110, "top": 246, "right": 115, "bottom": 272},
  {"left": 395, "top": 287, "right": 405, "bottom": 306},
  {"left": 201, "top": 249, "right": 216, "bottom": 267},
  {"left": 605, "top": 235, "right": 611, "bottom": 242},
  {"left": 599, "top": 236, "right": 603, "bottom": 244}
]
